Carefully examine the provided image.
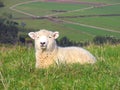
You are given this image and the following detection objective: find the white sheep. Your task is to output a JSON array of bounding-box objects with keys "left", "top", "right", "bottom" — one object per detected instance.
[{"left": 28, "top": 29, "right": 96, "bottom": 68}]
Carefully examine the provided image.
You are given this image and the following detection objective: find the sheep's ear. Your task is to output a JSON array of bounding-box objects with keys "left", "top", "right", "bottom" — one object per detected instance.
[
  {"left": 28, "top": 32, "right": 36, "bottom": 39},
  {"left": 53, "top": 31, "right": 59, "bottom": 39}
]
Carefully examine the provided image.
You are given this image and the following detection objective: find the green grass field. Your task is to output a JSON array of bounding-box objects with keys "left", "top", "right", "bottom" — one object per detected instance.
[
  {"left": 57, "top": 4, "right": 120, "bottom": 31},
  {"left": 62, "top": 16, "right": 120, "bottom": 31},
  {"left": 0, "top": 0, "right": 30, "bottom": 18},
  {"left": 15, "top": 2, "right": 89, "bottom": 16},
  {"left": 16, "top": 19, "right": 95, "bottom": 41},
  {"left": 0, "top": 0, "right": 120, "bottom": 89},
  {"left": 63, "top": 23, "right": 120, "bottom": 39},
  {"left": 0, "top": 45, "right": 120, "bottom": 90},
  {"left": 11, "top": 0, "right": 120, "bottom": 41},
  {"left": 57, "top": 4, "right": 120, "bottom": 16},
  {"left": 76, "top": 0, "right": 120, "bottom": 3}
]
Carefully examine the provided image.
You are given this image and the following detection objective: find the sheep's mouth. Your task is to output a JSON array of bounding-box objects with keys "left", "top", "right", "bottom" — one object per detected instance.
[
  {"left": 40, "top": 45, "right": 47, "bottom": 49},
  {"left": 41, "top": 46, "right": 46, "bottom": 49}
]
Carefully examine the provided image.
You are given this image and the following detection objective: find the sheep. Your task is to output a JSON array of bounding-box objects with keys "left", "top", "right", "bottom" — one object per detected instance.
[{"left": 28, "top": 29, "right": 96, "bottom": 68}]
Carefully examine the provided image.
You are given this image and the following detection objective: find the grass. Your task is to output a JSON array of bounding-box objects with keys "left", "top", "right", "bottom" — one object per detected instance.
[
  {"left": 0, "top": 45, "right": 120, "bottom": 89},
  {"left": 14, "top": 1, "right": 120, "bottom": 41},
  {"left": 62, "top": 16, "right": 120, "bottom": 31},
  {"left": 1, "top": 0, "right": 120, "bottom": 42},
  {"left": 16, "top": 19, "right": 94, "bottom": 41},
  {"left": 63, "top": 23, "right": 120, "bottom": 39},
  {"left": 0, "top": 0, "right": 120, "bottom": 89},
  {"left": 76, "top": 0, "right": 120, "bottom": 3},
  {"left": 58, "top": 4, "right": 120, "bottom": 16},
  {"left": 15, "top": 1, "right": 89, "bottom": 16},
  {"left": 0, "top": 0, "right": 31, "bottom": 19},
  {"left": 56, "top": 4, "right": 120, "bottom": 31}
]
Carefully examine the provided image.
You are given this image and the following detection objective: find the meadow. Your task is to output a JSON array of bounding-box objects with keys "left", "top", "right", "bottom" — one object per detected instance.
[
  {"left": 59, "top": 4, "right": 120, "bottom": 15},
  {"left": 63, "top": 16, "right": 120, "bottom": 31},
  {"left": 76, "top": 0, "right": 120, "bottom": 3},
  {"left": 11, "top": 0, "right": 120, "bottom": 41},
  {"left": 15, "top": 1, "right": 89, "bottom": 16},
  {"left": 57, "top": 4, "right": 120, "bottom": 31},
  {"left": 0, "top": 0, "right": 120, "bottom": 89},
  {"left": 0, "top": 45, "right": 120, "bottom": 90}
]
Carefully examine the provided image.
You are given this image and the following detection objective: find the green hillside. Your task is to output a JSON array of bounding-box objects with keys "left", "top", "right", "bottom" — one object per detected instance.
[
  {"left": 15, "top": 2, "right": 89, "bottom": 16},
  {"left": 0, "top": 45, "right": 120, "bottom": 89},
  {"left": 0, "top": 1, "right": 120, "bottom": 90},
  {"left": 0, "top": 0, "right": 120, "bottom": 41},
  {"left": 61, "top": 16, "right": 120, "bottom": 31},
  {"left": 76, "top": 0, "right": 120, "bottom": 3},
  {"left": 57, "top": 4, "right": 120, "bottom": 31},
  {"left": 13, "top": 1, "right": 120, "bottom": 41}
]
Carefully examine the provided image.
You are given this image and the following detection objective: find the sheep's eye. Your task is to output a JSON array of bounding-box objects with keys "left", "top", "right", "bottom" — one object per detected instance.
[
  {"left": 37, "top": 36, "right": 39, "bottom": 38},
  {"left": 49, "top": 36, "right": 52, "bottom": 38}
]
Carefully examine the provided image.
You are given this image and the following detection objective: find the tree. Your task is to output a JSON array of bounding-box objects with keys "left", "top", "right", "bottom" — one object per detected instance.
[
  {"left": 0, "top": 1, "right": 4, "bottom": 7},
  {"left": 57, "top": 36, "right": 72, "bottom": 47},
  {"left": 0, "top": 18, "right": 19, "bottom": 44}
]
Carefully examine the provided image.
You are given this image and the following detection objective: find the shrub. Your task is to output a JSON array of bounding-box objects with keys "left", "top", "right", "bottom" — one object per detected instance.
[
  {"left": 0, "top": 1, "right": 4, "bottom": 7},
  {"left": 0, "top": 18, "right": 18, "bottom": 44},
  {"left": 93, "top": 36, "right": 120, "bottom": 45}
]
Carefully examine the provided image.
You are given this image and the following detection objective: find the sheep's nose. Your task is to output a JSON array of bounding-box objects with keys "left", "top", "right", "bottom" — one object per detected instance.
[{"left": 40, "top": 42, "right": 46, "bottom": 45}]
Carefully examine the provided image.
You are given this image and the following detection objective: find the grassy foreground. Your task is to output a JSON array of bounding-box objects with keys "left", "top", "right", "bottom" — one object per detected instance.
[{"left": 0, "top": 45, "right": 120, "bottom": 90}]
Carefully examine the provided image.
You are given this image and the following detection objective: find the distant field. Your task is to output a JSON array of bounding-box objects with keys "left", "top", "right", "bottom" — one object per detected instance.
[
  {"left": 63, "top": 23, "right": 120, "bottom": 38},
  {"left": 15, "top": 2, "right": 89, "bottom": 16},
  {"left": 58, "top": 4, "right": 120, "bottom": 16},
  {"left": 61, "top": 16, "right": 120, "bottom": 31},
  {"left": 76, "top": 0, "right": 120, "bottom": 3},
  {"left": 0, "top": 0, "right": 31, "bottom": 17},
  {"left": 13, "top": 1, "right": 120, "bottom": 41},
  {"left": 1, "top": 0, "right": 120, "bottom": 41},
  {"left": 16, "top": 19, "right": 93, "bottom": 41},
  {"left": 56, "top": 4, "right": 120, "bottom": 31},
  {"left": 1, "top": 1, "right": 120, "bottom": 90}
]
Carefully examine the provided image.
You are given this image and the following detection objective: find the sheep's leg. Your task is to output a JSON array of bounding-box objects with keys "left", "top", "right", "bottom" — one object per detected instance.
[
  {"left": 35, "top": 53, "right": 41, "bottom": 68},
  {"left": 35, "top": 61, "right": 40, "bottom": 68}
]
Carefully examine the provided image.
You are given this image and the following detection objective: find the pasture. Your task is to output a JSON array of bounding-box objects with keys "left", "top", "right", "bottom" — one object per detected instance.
[
  {"left": 10, "top": 0, "right": 120, "bottom": 41},
  {"left": 58, "top": 4, "right": 120, "bottom": 31},
  {"left": 15, "top": 1, "right": 89, "bottom": 16},
  {"left": 76, "top": 0, "right": 120, "bottom": 3},
  {"left": 0, "top": 0, "right": 120, "bottom": 89},
  {"left": 0, "top": 45, "right": 120, "bottom": 90}
]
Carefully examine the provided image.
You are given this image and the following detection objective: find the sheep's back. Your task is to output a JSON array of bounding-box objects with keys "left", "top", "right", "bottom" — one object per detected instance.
[{"left": 57, "top": 47, "right": 96, "bottom": 64}]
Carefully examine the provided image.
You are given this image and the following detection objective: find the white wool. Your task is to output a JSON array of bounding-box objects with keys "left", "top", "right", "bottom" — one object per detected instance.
[
  {"left": 39, "top": 35, "right": 48, "bottom": 43},
  {"left": 56, "top": 47, "right": 96, "bottom": 64},
  {"left": 28, "top": 29, "right": 96, "bottom": 68}
]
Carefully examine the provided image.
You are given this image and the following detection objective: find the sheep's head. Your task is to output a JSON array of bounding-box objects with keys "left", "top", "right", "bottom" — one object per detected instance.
[{"left": 28, "top": 29, "right": 59, "bottom": 51}]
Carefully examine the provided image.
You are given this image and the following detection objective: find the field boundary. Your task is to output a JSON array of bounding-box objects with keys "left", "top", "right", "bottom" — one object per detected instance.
[
  {"left": 59, "top": 19, "right": 120, "bottom": 33},
  {"left": 45, "top": 6, "right": 94, "bottom": 17},
  {"left": 10, "top": 0, "right": 42, "bottom": 17},
  {"left": 9, "top": 0, "right": 120, "bottom": 33},
  {"left": 9, "top": 0, "right": 120, "bottom": 17}
]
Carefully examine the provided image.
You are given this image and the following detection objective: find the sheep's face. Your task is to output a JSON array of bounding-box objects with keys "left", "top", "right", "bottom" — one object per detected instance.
[{"left": 28, "top": 29, "right": 59, "bottom": 51}]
